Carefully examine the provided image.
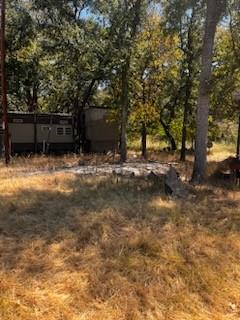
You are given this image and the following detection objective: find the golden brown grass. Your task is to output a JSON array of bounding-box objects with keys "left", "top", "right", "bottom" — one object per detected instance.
[{"left": 0, "top": 144, "right": 240, "bottom": 320}]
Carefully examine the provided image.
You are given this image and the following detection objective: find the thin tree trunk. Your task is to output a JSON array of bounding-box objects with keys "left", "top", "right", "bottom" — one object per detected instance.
[
  {"left": 120, "top": 58, "right": 130, "bottom": 162},
  {"left": 180, "top": 9, "right": 195, "bottom": 162},
  {"left": 75, "top": 79, "right": 96, "bottom": 153},
  {"left": 160, "top": 118, "right": 177, "bottom": 151},
  {"left": 82, "top": 79, "right": 96, "bottom": 109},
  {"left": 192, "top": 0, "right": 226, "bottom": 183},
  {"left": 141, "top": 68, "right": 147, "bottom": 159},
  {"left": 141, "top": 122, "right": 147, "bottom": 159},
  {"left": 159, "top": 68, "right": 185, "bottom": 153},
  {"left": 119, "top": 0, "right": 143, "bottom": 163},
  {"left": 180, "top": 78, "right": 192, "bottom": 161},
  {"left": 27, "top": 85, "right": 38, "bottom": 113}
]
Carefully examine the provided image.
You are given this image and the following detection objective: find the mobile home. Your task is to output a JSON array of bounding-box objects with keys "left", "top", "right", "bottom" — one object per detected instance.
[{"left": 0, "top": 108, "right": 119, "bottom": 154}]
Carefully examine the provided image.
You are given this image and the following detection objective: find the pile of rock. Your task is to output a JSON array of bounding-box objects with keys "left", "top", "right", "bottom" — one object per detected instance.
[{"left": 69, "top": 162, "right": 188, "bottom": 197}]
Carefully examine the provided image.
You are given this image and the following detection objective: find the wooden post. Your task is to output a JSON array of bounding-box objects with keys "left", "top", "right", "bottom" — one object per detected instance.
[{"left": 0, "top": 0, "right": 10, "bottom": 165}]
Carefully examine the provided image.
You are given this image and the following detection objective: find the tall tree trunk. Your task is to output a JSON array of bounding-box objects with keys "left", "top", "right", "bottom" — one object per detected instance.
[
  {"left": 192, "top": 0, "right": 226, "bottom": 183},
  {"left": 82, "top": 79, "right": 96, "bottom": 109},
  {"left": 180, "top": 77, "right": 192, "bottom": 161},
  {"left": 26, "top": 88, "right": 32, "bottom": 112},
  {"left": 159, "top": 70, "right": 185, "bottom": 153},
  {"left": 141, "top": 122, "right": 147, "bottom": 159},
  {"left": 75, "top": 79, "right": 96, "bottom": 153},
  {"left": 32, "top": 84, "right": 38, "bottom": 112},
  {"left": 119, "top": 0, "right": 143, "bottom": 163},
  {"left": 120, "top": 58, "right": 130, "bottom": 162},
  {"left": 141, "top": 68, "right": 147, "bottom": 159},
  {"left": 160, "top": 118, "right": 177, "bottom": 151},
  {"left": 26, "top": 84, "right": 38, "bottom": 113},
  {"left": 180, "top": 8, "right": 195, "bottom": 162}
]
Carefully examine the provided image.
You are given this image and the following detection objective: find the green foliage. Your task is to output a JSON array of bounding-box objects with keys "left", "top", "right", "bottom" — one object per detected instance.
[{"left": 3, "top": 0, "right": 240, "bottom": 153}]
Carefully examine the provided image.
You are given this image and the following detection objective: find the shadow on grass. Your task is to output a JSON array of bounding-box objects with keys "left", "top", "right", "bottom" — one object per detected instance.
[
  {"left": 1, "top": 148, "right": 240, "bottom": 319},
  {"left": 0, "top": 176, "right": 170, "bottom": 269},
  {"left": 0, "top": 173, "right": 240, "bottom": 317}
]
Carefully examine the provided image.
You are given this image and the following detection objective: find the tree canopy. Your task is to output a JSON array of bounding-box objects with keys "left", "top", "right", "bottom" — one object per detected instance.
[{"left": 2, "top": 0, "right": 240, "bottom": 176}]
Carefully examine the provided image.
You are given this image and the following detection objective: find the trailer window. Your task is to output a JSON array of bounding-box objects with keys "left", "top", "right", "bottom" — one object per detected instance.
[
  {"left": 65, "top": 127, "right": 72, "bottom": 135},
  {"left": 56, "top": 127, "right": 64, "bottom": 136},
  {"left": 42, "top": 126, "right": 51, "bottom": 132},
  {"left": 13, "top": 118, "right": 23, "bottom": 123}
]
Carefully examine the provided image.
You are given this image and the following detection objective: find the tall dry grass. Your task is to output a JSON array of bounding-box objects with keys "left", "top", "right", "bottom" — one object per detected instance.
[{"left": 0, "top": 144, "right": 239, "bottom": 319}]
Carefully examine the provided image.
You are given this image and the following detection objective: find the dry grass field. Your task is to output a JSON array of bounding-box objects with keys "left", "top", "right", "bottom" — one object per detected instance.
[{"left": 0, "top": 144, "right": 240, "bottom": 320}]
